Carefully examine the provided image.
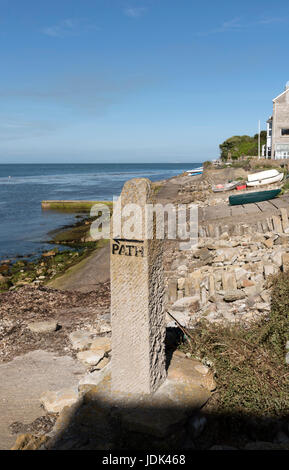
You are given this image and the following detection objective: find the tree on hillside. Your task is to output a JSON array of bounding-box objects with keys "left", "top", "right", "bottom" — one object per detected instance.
[{"left": 220, "top": 132, "right": 267, "bottom": 161}]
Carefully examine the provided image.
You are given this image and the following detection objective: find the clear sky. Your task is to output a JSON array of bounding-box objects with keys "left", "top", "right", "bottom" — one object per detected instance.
[{"left": 1, "top": 0, "right": 289, "bottom": 163}]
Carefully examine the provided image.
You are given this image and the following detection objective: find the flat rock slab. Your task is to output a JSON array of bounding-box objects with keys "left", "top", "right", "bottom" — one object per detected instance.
[
  {"left": 48, "top": 354, "right": 212, "bottom": 449},
  {"left": 69, "top": 330, "right": 97, "bottom": 351},
  {"left": 77, "top": 350, "right": 105, "bottom": 366},
  {"left": 40, "top": 388, "right": 79, "bottom": 414},
  {"left": 167, "top": 352, "right": 216, "bottom": 392},
  {"left": 0, "top": 350, "right": 85, "bottom": 450},
  {"left": 90, "top": 337, "right": 111, "bottom": 353},
  {"left": 27, "top": 321, "right": 59, "bottom": 334}
]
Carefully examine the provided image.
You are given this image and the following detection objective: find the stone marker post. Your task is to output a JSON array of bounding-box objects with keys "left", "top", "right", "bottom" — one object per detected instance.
[{"left": 110, "top": 178, "right": 166, "bottom": 394}]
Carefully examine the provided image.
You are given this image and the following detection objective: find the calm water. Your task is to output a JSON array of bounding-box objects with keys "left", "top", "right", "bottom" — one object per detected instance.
[{"left": 0, "top": 163, "right": 200, "bottom": 260}]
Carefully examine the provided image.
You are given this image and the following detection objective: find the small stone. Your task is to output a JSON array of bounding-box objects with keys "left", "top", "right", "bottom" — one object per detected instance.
[
  {"left": 40, "top": 388, "right": 79, "bottom": 414},
  {"left": 242, "top": 279, "right": 255, "bottom": 288},
  {"left": 220, "top": 232, "right": 229, "bottom": 240},
  {"left": 187, "top": 414, "right": 207, "bottom": 439},
  {"left": 281, "top": 208, "right": 289, "bottom": 232},
  {"left": 27, "top": 320, "right": 59, "bottom": 334},
  {"left": 208, "top": 275, "right": 215, "bottom": 297},
  {"left": 222, "top": 272, "right": 237, "bottom": 291},
  {"left": 282, "top": 253, "right": 289, "bottom": 273},
  {"left": 78, "top": 362, "right": 111, "bottom": 390},
  {"left": 69, "top": 330, "right": 96, "bottom": 351},
  {"left": 177, "top": 265, "right": 188, "bottom": 275},
  {"left": 168, "top": 279, "right": 177, "bottom": 302},
  {"left": 272, "top": 251, "right": 283, "bottom": 267},
  {"left": 272, "top": 215, "right": 283, "bottom": 233},
  {"left": 262, "top": 238, "right": 273, "bottom": 249},
  {"left": 216, "top": 248, "right": 237, "bottom": 262},
  {"left": 96, "top": 357, "right": 110, "bottom": 369},
  {"left": 77, "top": 350, "right": 105, "bottom": 366},
  {"left": 244, "top": 284, "right": 263, "bottom": 297},
  {"left": 1, "top": 259, "right": 10, "bottom": 265},
  {"left": 42, "top": 250, "right": 56, "bottom": 257},
  {"left": 177, "top": 290, "right": 184, "bottom": 300},
  {"left": 194, "top": 364, "right": 209, "bottom": 375},
  {"left": 223, "top": 290, "right": 245, "bottom": 302},
  {"left": 261, "top": 292, "right": 270, "bottom": 303},
  {"left": 99, "top": 324, "right": 111, "bottom": 334},
  {"left": 168, "top": 352, "right": 216, "bottom": 392},
  {"left": 285, "top": 352, "right": 289, "bottom": 365},
  {"left": 90, "top": 337, "right": 111, "bottom": 353},
  {"left": 264, "top": 264, "right": 277, "bottom": 278},
  {"left": 234, "top": 267, "right": 248, "bottom": 282},
  {"left": 171, "top": 296, "right": 200, "bottom": 312},
  {"left": 256, "top": 303, "right": 270, "bottom": 312},
  {"left": 0, "top": 274, "right": 7, "bottom": 285},
  {"left": 167, "top": 310, "right": 191, "bottom": 328}
]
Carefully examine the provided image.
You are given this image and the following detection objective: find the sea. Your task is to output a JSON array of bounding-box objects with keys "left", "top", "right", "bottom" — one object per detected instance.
[{"left": 0, "top": 163, "right": 201, "bottom": 261}]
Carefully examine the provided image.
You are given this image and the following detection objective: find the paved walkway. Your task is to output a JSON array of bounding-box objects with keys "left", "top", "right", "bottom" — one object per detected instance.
[
  {"left": 0, "top": 350, "right": 85, "bottom": 450},
  {"left": 199, "top": 194, "right": 289, "bottom": 226},
  {"left": 48, "top": 243, "right": 110, "bottom": 292}
]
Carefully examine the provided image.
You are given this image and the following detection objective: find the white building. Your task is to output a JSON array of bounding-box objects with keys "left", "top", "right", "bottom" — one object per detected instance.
[{"left": 266, "top": 82, "right": 289, "bottom": 159}]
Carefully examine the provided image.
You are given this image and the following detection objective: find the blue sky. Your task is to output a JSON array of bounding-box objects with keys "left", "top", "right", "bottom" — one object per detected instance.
[{"left": 1, "top": 0, "right": 289, "bottom": 163}]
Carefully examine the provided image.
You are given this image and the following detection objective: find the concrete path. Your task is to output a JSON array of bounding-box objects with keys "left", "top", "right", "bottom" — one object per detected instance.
[
  {"left": 48, "top": 244, "right": 110, "bottom": 292},
  {"left": 156, "top": 178, "right": 182, "bottom": 204},
  {"left": 199, "top": 194, "right": 289, "bottom": 225},
  {"left": 0, "top": 350, "right": 85, "bottom": 450}
]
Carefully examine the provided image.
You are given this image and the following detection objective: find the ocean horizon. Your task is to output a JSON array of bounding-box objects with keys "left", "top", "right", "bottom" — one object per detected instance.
[{"left": 0, "top": 162, "right": 201, "bottom": 260}]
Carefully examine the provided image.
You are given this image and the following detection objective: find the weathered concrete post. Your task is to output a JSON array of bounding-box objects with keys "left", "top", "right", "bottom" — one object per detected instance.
[{"left": 110, "top": 178, "right": 166, "bottom": 394}]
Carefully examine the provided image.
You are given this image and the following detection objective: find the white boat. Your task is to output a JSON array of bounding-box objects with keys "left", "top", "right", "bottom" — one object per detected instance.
[
  {"left": 246, "top": 169, "right": 284, "bottom": 187},
  {"left": 185, "top": 166, "right": 203, "bottom": 174}
]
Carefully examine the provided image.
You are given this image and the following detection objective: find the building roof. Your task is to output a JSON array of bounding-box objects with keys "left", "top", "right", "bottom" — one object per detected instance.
[{"left": 273, "top": 87, "right": 289, "bottom": 102}]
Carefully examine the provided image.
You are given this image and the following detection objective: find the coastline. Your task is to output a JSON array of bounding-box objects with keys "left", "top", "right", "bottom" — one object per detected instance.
[
  {"left": 2, "top": 161, "right": 289, "bottom": 450},
  {"left": 0, "top": 178, "right": 166, "bottom": 293}
]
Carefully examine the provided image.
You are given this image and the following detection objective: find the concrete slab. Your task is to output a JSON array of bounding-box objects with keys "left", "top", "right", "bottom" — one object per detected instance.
[
  {"left": 48, "top": 354, "right": 212, "bottom": 449},
  {"left": 48, "top": 244, "right": 110, "bottom": 292},
  {"left": 0, "top": 350, "right": 85, "bottom": 450}
]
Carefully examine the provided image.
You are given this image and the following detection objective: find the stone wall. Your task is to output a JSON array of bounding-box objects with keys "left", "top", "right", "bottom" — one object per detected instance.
[
  {"left": 164, "top": 228, "right": 289, "bottom": 327},
  {"left": 199, "top": 207, "right": 289, "bottom": 238}
]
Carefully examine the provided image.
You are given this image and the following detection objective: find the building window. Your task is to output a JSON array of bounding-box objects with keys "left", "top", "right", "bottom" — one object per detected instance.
[
  {"left": 276, "top": 144, "right": 289, "bottom": 158},
  {"left": 281, "top": 129, "right": 289, "bottom": 136}
]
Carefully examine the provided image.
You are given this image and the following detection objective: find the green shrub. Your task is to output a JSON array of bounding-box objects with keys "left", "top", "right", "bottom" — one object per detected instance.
[
  {"left": 220, "top": 133, "right": 266, "bottom": 161},
  {"left": 203, "top": 161, "right": 213, "bottom": 169},
  {"left": 181, "top": 271, "right": 289, "bottom": 418}
]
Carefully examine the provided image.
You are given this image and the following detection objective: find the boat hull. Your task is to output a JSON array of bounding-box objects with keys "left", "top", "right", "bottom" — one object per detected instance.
[
  {"left": 188, "top": 171, "right": 203, "bottom": 176},
  {"left": 246, "top": 172, "right": 283, "bottom": 187},
  {"left": 212, "top": 181, "right": 238, "bottom": 193},
  {"left": 229, "top": 189, "right": 281, "bottom": 206}
]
